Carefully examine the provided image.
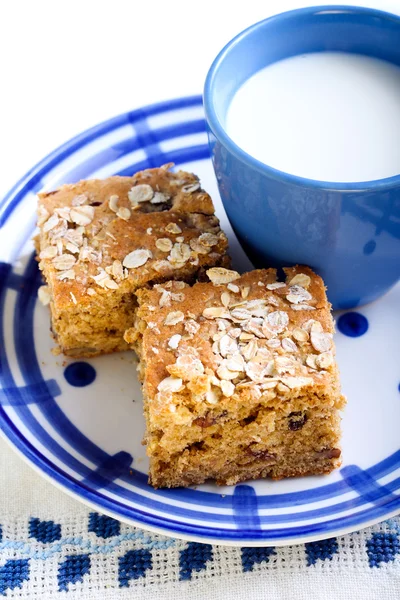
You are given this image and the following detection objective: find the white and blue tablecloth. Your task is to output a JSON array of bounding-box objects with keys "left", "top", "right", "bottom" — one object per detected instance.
[{"left": 0, "top": 439, "right": 399, "bottom": 599}]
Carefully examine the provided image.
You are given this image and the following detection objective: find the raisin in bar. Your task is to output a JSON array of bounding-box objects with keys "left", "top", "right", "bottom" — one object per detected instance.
[
  {"left": 36, "top": 164, "right": 229, "bottom": 357},
  {"left": 125, "top": 266, "right": 346, "bottom": 488}
]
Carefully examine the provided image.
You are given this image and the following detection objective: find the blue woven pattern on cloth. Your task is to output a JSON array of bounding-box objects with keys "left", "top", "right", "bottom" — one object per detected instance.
[
  {"left": 58, "top": 555, "right": 90, "bottom": 592},
  {"left": 1, "top": 514, "right": 400, "bottom": 595}
]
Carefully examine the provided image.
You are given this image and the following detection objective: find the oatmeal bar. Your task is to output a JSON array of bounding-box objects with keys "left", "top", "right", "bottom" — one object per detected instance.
[
  {"left": 125, "top": 266, "right": 345, "bottom": 488},
  {"left": 36, "top": 164, "right": 229, "bottom": 357}
]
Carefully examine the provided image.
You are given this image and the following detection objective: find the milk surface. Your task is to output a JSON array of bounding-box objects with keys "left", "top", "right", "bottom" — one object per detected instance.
[{"left": 226, "top": 52, "right": 400, "bottom": 182}]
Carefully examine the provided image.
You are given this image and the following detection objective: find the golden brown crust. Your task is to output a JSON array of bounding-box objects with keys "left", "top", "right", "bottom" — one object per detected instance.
[
  {"left": 131, "top": 267, "right": 337, "bottom": 400},
  {"left": 129, "top": 266, "right": 345, "bottom": 488},
  {"left": 36, "top": 165, "right": 230, "bottom": 356}
]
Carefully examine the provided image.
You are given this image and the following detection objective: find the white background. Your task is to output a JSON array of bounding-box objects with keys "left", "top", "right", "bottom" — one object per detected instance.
[{"left": 1, "top": 0, "right": 400, "bottom": 200}]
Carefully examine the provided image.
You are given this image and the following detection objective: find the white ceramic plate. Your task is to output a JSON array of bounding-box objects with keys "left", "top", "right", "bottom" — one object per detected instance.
[{"left": 1, "top": 96, "right": 399, "bottom": 546}]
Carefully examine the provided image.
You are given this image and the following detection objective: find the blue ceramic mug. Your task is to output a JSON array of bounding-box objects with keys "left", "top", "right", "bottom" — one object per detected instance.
[{"left": 204, "top": 5, "right": 400, "bottom": 310}]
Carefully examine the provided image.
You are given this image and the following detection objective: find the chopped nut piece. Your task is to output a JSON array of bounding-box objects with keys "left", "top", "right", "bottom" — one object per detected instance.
[
  {"left": 157, "top": 376, "right": 183, "bottom": 393},
  {"left": 190, "top": 237, "right": 210, "bottom": 254},
  {"left": 128, "top": 184, "right": 154, "bottom": 205},
  {"left": 306, "top": 354, "right": 318, "bottom": 369},
  {"left": 245, "top": 361, "right": 270, "bottom": 383},
  {"left": 57, "top": 269, "right": 76, "bottom": 281},
  {"left": 109, "top": 195, "right": 119, "bottom": 212},
  {"left": 168, "top": 334, "right": 182, "bottom": 350},
  {"left": 282, "top": 338, "right": 298, "bottom": 353},
  {"left": 310, "top": 325, "right": 332, "bottom": 353},
  {"left": 198, "top": 232, "right": 219, "bottom": 247},
  {"left": 39, "top": 246, "right": 58, "bottom": 259},
  {"left": 217, "top": 364, "right": 239, "bottom": 380},
  {"left": 48, "top": 218, "right": 68, "bottom": 240},
  {"left": 70, "top": 205, "right": 95, "bottom": 226},
  {"left": 65, "top": 242, "right": 80, "bottom": 255},
  {"left": 104, "top": 279, "right": 119, "bottom": 290},
  {"left": 71, "top": 194, "right": 88, "bottom": 206},
  {"left": 277, "top": 382, "right": 290, "bottom": 393},
  {"left": 43, "top": 214, "right": 59, "bottom": 232},
  {"left": 55, "top": 206, "right": 71, "bottom": 221},
  {"left": 241, "top": 339, "right": 258, "bottom": 361},
  {"left": 165, "top": 222, "right": 182, "bottom": 234},
  {"left": 303, "top": 319, "right": 319, "bottom": 332},
  {"left": 164, "top": 311, "right": 184, "bottom": 326},
  {"left": 37, "top": 206, "right": 50, "bottom": 226},
  {"left": 169, "top": 242, "right": 191, "bottom": 265},
  {"left": 221, "top": 292, "right": 231, "bottom": 307},
  {"left": 123, "top": 248, "right": 152, "bottom": 269},
  {"left": 218, "top": 334, "right": 239, "bottom": 357},
  {"left": 261, "top": 381, "right": 277, "bottom": 390},
  {"left": 265, "top": 310, "right": 289, "bottom": 334},
  {"left": 158, "top": 288, "right": 171, "bottom": 308},
  {"left": 316, "top": 351, "right": 334, "bottom": 369},
  {"left": 206, "top": 389, "right": 219, "bottom": 404},
  {"left": 280, "top": 376, "right": 313, "bottom": 389},
  {"left": 91, "top": 269, "right": 111, "bottom": 288},
  {"left": 286, "top": 285, "right": 312, "bottom": 304},
  {"left": 153, "top": 260, "right": 171, "bottom": 273},
  {"left": 229, "top": 327, "right": 241, "bottom": 339},
  {"left": 151, "top": 191, "right": 169, "bottom": 204},
  {"left": 292, "top": 327, "right": 309, "bottom": 342},
  {"left": 117, "top": 207, "right": 131, "bottom": 220},
  {"left": 227, "top": 283, "right": 240, "bottom": 293},
  {"left": 168, "top": 354, "right": 204, "bottom": 379},
  {"left": 225, "top": 354, "right": 245, "bottom": 372},
  {"left": 203, "top": 306, "right": 230, "bottom": 319},
  {"left": 185, "top": 319, "right": 200, "bottom": 335},
  {"left": 38, "top": 285, "right": 51, "bottom": 305},
  {"left": 231, "top": 308, "right": 252, "bottom": 321},
  {"left": 111, "top": 260, "right": 124, "bottom": 280},
  {"left": 274, "top": 355, "right": 295, "bottom": 374},
  {"left": 182, "top": 182, "right": 200, "bottom": 193},
  {"left": 52, "top": 254, "right": 76, "bottom": 271},
  {"left": 291, "top": 304, "right": 316, "bottom": 311},
  {"left": 206, "top": 268, "right": 240, "bottom": 285},
  {"left": 64, "top": 229, "right": 84, "bottom": 246},
  {"left": 220, "top": 380, "right": 235, "bottom": 397},
  {"left": 156, "top": 238, "right": 173, "bottom": 252},
  {"left": 266, "top": 338, "right": 281, "bottom": 349},
  {"left": 288, "top": 273, "right": 311, "bottom": 288},
  {"left": 267, "top": 282, "right": 286, "bottom": 290}
]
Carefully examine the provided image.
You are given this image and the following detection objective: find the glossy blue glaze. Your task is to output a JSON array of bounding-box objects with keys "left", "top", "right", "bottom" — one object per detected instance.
[
  {"left": 64, "top": 362, "right": 96, "bottom": 387},
  {"left": 204, "top": 6, "right": 400, "bottom": 309}
]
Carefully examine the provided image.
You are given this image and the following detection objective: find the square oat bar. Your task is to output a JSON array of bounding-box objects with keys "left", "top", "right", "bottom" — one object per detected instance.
[
  {"left": 36, "top": 165, "right": 229, "bottom": 357},
  {"left": 126, "top": 266, "right": 345, "bottom": 488}
]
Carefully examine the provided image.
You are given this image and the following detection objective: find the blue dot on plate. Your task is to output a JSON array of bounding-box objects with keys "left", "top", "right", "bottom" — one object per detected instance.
[
  {"left": 337, "top": 312, "right": 369, "bottom": 337},
  {"left": 64, "top": 362, "right": 96, "bottom": 387},
  {"left": 363, "top": 240, "right": 376, "bottom": 255}
]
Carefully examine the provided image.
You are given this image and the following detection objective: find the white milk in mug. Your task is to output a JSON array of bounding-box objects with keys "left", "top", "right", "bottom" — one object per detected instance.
[{"left": 226, "top": 52, "right": 400, "bottom": 182}]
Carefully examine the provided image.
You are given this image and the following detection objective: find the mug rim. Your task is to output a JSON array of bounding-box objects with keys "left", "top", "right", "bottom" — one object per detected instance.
[{"left": 203, "top": 4, "right": 400, "bottom": 192}]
